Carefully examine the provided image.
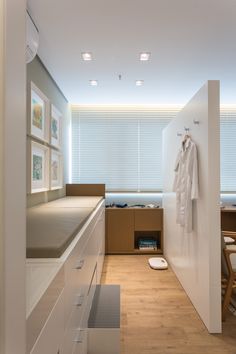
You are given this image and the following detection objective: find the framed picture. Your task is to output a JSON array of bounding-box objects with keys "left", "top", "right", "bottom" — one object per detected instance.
[
  {"left": 50, "top": 149, "right": 63, "bottom": 190},
  {"left": 30, "top": 82, "right": 49, "bottom": 142},
  {"left": 50, "top": 105, "right": 62, "bottom": 149},
  {"left": 28, "top": 141, "right": 49, "bottom": 194}
]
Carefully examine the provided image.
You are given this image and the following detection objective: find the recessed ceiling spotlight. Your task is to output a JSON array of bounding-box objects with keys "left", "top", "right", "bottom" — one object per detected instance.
[
  {"left": 139, "top": 52, "right": 151, "bottom": 61},
  {"left": 89, "top": 80, "right": 98, "bottom": 86},
  {"left": 136, "top": 80, "right": 144, "bottom": 86},
  {"left": 82, "top": 52, "right": 92, "bottom": 61}
]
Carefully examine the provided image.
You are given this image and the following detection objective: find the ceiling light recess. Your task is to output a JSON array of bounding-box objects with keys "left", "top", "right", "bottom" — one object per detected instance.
[
  {"left": 89, "top": 80, "right": 98, "bottom": 86},
  {"left": 139, "top": 52, "right": 150, "bottom": 61},
  {"left": 136, "top": 80, "right": 144, "bottom": 86},
  {"left": 82, "top": 52, "right": 92, "bottom": 61}
]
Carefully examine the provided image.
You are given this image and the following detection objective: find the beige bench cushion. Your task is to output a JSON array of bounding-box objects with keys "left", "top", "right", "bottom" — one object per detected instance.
[{"left": 27, "top": 207, "right": 92, "bottom": 258}]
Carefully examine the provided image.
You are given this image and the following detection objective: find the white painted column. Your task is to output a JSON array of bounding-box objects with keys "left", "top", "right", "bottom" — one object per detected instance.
[
  {"left": 0, "top": 1, "right": 26, "bottom": 353},
  {"left": 0, "top": 1, "right": 4, "bottom": 350}
]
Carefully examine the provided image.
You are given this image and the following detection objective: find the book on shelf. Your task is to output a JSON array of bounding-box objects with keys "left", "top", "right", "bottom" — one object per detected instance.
[
  {"left": 139, "top": 246, "right": 157, "bottom": 250},
  {"left": 138, "top": 238, "right": 157, "bottom": 250}
]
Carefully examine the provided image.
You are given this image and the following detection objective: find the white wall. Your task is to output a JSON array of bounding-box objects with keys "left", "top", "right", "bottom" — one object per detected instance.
[
  {"left": 26, "top": 56, "right": 71, "bottom": 207},
  {"left": 0, "top": 1, "right": 26, "bottom": 353},
  {"left": 162, "top": 81, "right": 221, "bottom": 333},
  {"left": 0, "top": 1, "right": 3, "bottom": 351}
]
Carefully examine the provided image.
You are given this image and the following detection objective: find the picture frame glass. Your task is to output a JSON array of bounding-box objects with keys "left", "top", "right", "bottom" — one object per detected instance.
[
  {"left": 51, "top": 150, "right": 62, "bottom": 189},
  {"left": 30, "top": 83, "right": 49, "bottom": 142},
  {"left": 51, "top": 106, "right": 62, "bottom": 148},
  {"left": 31, "top": 90, "right": 45, "bottom": 140},
  {"left": 31, "top": 144, "right": 48, "bottom": 190}
]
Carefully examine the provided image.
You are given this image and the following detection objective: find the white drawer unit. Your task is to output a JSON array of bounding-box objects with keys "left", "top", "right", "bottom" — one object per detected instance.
[
  {"left": 27, "top": 199, "right": 106, "bottom": 354},
  {"left": 64, "top": 206, "right": 105, "bottom": 326}
]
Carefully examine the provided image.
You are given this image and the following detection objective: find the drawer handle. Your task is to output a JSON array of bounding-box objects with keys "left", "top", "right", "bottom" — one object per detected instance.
[
  {"left": 75, "top": 259, "right": 85, "bottom": 270},
  {"left": 75, "top": 294, "right": 84, "bottom": 306},
  {"left": 73, "top": 329, "right": 85, "bottom": 343}
]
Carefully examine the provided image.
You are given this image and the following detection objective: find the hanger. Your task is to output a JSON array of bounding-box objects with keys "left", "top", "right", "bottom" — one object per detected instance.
[
  {"left": 182, "top": 128, "right": 191, "bottom": 148},
  {"left": 183, "top": 133, "right": 190, "bottom": 141}
]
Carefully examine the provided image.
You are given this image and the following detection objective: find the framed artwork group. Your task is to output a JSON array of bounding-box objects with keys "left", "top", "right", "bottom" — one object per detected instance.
[{"left": 28, "top": 82, "right": 63, "bottom": 194}]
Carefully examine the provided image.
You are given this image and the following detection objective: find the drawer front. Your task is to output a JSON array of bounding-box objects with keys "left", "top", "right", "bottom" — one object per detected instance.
[
  {"left": 64, "top": 239, "right": 86, "bottom": 324},
  {"left": 62, "top": 266, "right": 97, "bottom": 354},
  {"left": 97, "top": 238, "right": 105, "bottom": 284},
  {"left": 91, "top": 208, "right": 105, "bottom": 258},
  {"left": 61, "top": 299, "right": 87, "bottom": 354},
  {"left": 93, "top": 208, "right": 105, "bottom": 284},
  {"left": 27, "top": 266, "right": 65, "bottom": 354},
  {"left": 30, "top": 289, "right": 65, "bottom": 354},
  {"left": 84, "top": 209, "right": 105, "bottom": 285},
  {"left": 72, "top": 329, "right": 87, "bottom": 354},
  {"left": 134, "top": 209, "right": 163, "bottom": 230},
  {"left": 72, "top": 266, "right": 97, "bottom": 354},
  {"left": 64, "top": 243, "right": 92, "bottom": 326}
]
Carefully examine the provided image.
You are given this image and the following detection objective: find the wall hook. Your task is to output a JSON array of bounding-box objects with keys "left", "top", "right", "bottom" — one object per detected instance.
[{"left": 193, "top": 119, "right": 199, "bottom": 125}]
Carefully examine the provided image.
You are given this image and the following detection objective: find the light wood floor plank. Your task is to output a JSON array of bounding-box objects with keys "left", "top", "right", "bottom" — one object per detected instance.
[{"left": 101, "top": 255, "right": 236, "bottom": 354}]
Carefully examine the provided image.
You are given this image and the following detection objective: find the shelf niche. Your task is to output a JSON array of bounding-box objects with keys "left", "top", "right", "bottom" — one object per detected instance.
[{"left": 106, "top": 208, "right": 163, "bottom": 254}]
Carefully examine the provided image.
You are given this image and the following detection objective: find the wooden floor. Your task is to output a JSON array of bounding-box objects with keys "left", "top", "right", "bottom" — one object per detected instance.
[{"left": 101, "top": 255, "right": 236, "bottom": 354}]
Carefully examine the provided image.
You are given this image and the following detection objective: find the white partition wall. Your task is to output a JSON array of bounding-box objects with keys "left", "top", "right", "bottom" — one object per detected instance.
[{"left": 162, "top": 81, "right": 221, "bottom": 333}]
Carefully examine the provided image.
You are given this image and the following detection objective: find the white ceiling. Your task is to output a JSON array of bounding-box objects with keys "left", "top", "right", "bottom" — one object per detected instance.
[{"left": 28, "top": 0, "right": 236, "bottom": 105}]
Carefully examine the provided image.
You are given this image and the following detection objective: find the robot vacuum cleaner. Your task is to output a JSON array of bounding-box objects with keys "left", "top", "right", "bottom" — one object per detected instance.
[{"left": 148, "top": 257, "right": 168, "bottom": 270}]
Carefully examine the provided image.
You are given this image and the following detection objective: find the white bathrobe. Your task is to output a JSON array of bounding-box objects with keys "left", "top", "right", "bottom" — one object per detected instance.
[{"left": 173, "top": 136, "right": 199, "bottom": 232}]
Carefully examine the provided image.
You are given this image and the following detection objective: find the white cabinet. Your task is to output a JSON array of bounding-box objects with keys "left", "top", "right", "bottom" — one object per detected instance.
[
  {"left": 64, "top": 207, "right": 104, "bottom": 354},
  {"left": 28, "top": 201, "right": 105, "bottom": 354}
]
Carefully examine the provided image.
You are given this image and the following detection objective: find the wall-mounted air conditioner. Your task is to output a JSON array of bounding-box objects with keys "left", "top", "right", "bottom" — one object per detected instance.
[{"left": 26, "top": 11, "right": 39, "bottom": 64}]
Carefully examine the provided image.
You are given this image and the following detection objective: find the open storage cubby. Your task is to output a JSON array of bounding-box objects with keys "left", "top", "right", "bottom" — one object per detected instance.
[
  {"left": 134, "top": 231, "right": 161, "bottom": 251},
  {"left": 106, "top": 208, "right": 163, "bottom": 254}
]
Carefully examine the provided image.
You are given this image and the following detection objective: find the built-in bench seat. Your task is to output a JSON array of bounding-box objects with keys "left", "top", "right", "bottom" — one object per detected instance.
[
  {"left": 27, "top": 196, "right": 103, "bottom": 258},
  {"left": 26, "top": 195, "right": 105, "bottom": 354}
]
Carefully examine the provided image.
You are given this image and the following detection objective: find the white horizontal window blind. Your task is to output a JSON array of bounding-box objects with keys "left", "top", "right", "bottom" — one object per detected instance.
[
  {"left": 72, "top": 107, "right": 236, "bottom": 192},
  {"left": 220, "top": 109, "right": 236, "bottom": 192},
  {"left": 139, "top": 119, "right": 169, "bottom": 191},
  {"left": 72, "top": 117, "right": 138, "bottom": 190},
  {"left": 71, "top": 107, "right": 178, "bottom": 191}
]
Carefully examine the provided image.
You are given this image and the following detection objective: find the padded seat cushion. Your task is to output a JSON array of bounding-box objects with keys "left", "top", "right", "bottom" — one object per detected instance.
[{"left": 27, "top": 197, "right": 103, "bottom": 258}]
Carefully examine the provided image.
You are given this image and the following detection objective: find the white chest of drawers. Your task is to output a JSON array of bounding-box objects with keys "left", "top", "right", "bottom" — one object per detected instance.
[{"left": 27, "top": 199, "right": 105, "bottom": 354}]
